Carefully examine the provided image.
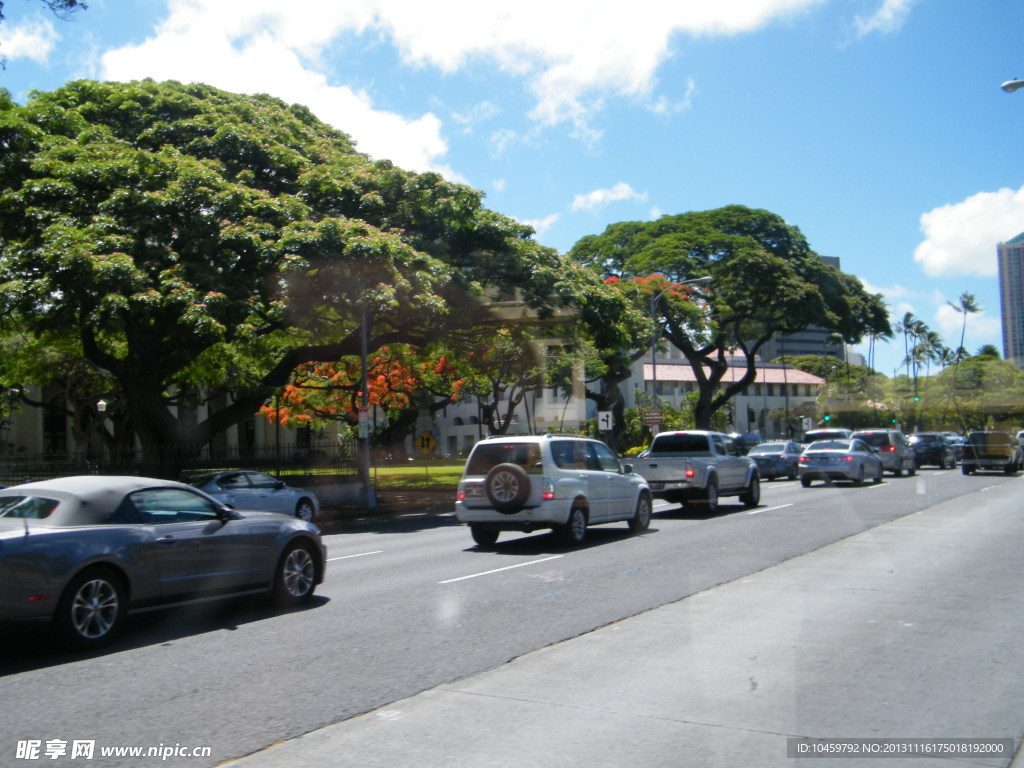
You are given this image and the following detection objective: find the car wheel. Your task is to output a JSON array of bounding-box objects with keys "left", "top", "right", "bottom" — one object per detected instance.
[
  {"left": 273, "top": 541, "right": 318, "bottom": 608},
  {"left": 961, "top": 464, "right": 972, "bottom": 475},
  {"left": 739, "top": 474, "right": 760, "bottom": 508},
  {"left": 485, "top": 463, "right": 532, "bottom": 513},
  {"left": 628, "top": 493, "right": 652, "bottom": 532},
  {"left": 701, "top": 477, "right": 719, "bottom": 513},
  {"left": 907, "top": 459, "right": 916, "bottom": 476},
  {"left": 788, "top": 467, "right": 798, "bottom": 481},
  {"left": 873, "top": 465, "right": 883, "bottom": 484},
  {"left": 556, "top": 505, "right": 588, "bottom": 546},
  {"left": 470, "top": 524, "right": 500, "bottom": 548},
  {"left": 800, "top": 476, "right": 812, "bottom": 487},
  {"left": 55, "top": 568, "right": 127, "bottom": 649},
  {"left": 295, "top": 498, "right": 316, "bottom": 522},
  {"left": 853, "top": 466, "right": 865, "bottom": 486}
]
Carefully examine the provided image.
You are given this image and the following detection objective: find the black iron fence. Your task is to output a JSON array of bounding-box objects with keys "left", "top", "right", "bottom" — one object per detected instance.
[{"left": 0, "top": 443, "right": 360, "bottom": 487}]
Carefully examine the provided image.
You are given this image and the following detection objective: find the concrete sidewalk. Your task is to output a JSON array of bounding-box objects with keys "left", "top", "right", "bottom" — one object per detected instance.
[{"left": 228, "top": 485, "right": 1024, "bottom": 768}]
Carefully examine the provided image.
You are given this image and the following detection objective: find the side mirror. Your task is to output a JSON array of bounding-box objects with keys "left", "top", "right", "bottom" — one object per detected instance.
[{"left": 622, "top": 463, "right": 634, "bottom": 474}]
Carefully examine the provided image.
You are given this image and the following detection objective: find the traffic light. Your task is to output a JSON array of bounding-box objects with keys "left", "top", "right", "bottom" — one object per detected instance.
[
  {"left": 913, "top": 395, "right": 920, "bottom": 403},
  {"left": 823, "top": 413, "right": 831, "bottom": 422}
]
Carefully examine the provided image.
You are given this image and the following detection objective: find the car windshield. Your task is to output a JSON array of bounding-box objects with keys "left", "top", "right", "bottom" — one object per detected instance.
[
  {"left": 0, "top": 494, "right": 59, "bottom": 519},
  {"left": 911, "top": 434, "right": 939, "bottom": 443}
]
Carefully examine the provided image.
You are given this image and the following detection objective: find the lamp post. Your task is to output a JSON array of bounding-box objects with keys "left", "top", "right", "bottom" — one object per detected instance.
[
  {"left": 1001, "top": 79, "right": 1024, "bottom": 93},
  {"left": 649, "top": 276, "right": 712, "bottom": 421}
]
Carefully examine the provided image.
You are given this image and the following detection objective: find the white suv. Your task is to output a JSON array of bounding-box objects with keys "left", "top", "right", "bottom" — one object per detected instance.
[{"left": 455, "top": 435, "right": 653, "bottom": 548}]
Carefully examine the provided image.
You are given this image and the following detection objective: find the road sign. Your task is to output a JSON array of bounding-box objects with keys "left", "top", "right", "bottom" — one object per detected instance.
[
  {"left": 415, "top": 431, "right": 437, "bottom": 455},
  {"left": 643, "top": 410, "right": 664, "bottom": 425},
  {"left": 597, "top": 411, "right": 613, "bottom": 431}
]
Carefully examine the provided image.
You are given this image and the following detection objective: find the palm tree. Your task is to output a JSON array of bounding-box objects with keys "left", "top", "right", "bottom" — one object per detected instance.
[
  {"left": 948, "top": 293, "right": 981, "bottom": 431},
  {"left": 949, "top": 292, "right": 980, "bottom": 354}
]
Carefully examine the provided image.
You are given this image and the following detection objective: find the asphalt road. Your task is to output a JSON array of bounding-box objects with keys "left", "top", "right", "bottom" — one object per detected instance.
[{"left": 0, "top": 467, "right": 1016, "bottom": 767}]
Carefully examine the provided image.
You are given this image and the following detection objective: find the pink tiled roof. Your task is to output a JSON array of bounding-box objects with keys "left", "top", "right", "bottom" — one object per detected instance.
[{"left": 644, "top": 363, "right": 823, "bottom": 385}]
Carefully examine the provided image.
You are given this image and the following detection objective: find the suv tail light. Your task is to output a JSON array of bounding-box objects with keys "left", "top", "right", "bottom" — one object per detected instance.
[
  {"left": 881, "top": 445, "right": 896, "bottom": 452},
  {"left": 542, "top": 479, "right": 555, "bottom": 501}
]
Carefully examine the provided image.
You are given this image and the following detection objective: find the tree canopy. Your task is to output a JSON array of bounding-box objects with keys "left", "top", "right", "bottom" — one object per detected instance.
[
  {"left": 570, "top": 205, "right": 892, "bottom": 429},
  {"left": 0, "top": 79, "right": 570, "bottom": 472}
]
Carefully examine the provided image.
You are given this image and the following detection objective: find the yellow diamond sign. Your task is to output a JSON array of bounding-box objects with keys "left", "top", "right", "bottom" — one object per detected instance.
[{"left": 415, "top": 432, "right": 437, "bottom": 455}]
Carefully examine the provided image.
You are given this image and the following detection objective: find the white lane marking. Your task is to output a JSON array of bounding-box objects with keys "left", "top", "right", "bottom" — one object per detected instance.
[
  {"left": 439, "top": 555, "right": 565, "bottom": 584},
  {"left": 328, "top": 550, "right": 383, "bottom": 562},
  {"left": 747, "top": 504, "right": 792, "bottom": 516}
]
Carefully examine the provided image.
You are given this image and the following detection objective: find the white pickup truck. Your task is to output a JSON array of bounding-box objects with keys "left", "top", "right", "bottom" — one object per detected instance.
[{"left": 633, "top": 430, "right": 760, "bottom": 512}]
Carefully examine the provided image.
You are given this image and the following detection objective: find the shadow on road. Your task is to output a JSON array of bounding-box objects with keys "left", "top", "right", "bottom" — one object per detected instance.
[{"left": 0, "top": 595, "right": 329, "bottom": 675}]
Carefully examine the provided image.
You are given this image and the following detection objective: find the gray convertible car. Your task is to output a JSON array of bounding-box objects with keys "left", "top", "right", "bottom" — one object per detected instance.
[{"left": 0, "top": 476, "right": 326, "bottom": 649}]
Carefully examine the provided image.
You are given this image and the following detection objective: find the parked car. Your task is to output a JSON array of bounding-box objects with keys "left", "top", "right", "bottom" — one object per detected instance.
[
  {"left": 746, "top": 441, "right": 803, "bottom": 480},
  {"left": 187, "top": 470, "right": 320, "bottom": 521},
  {"left": 909, "top": 432, "right": 958, "bottom": 469},
  {"left": 961, "top": 431, "right": 1021, "bottom": 475},
  {"left": 850, "top": 429, "right": 916, "bottom": 476},
  {"left": 798, "top": 439, "right": 884, "bottom": 487},
  {"left": 455, "top": 435, "right": 652, "bottom": 548},
  {"left": 0, "top": 476, "right": 326, "bottom": 648}
]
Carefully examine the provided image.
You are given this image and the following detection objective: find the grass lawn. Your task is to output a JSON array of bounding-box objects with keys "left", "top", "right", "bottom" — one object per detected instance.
[{"left": 371, "top": 461, "right": 464, "bottom": 491}]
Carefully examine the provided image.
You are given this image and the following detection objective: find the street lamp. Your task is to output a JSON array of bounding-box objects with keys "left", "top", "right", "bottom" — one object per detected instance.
[
  {"left": 649, "top": 276, "right": 712, "bottom": 421},
  {"left": 1001, "top": 79, "right": 1024, "bottom": 93}
]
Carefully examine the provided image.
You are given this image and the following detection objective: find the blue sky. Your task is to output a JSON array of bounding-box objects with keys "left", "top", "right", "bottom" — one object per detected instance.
[{"left": 2, "top": 0, "right": 1023, "bottom": 378}]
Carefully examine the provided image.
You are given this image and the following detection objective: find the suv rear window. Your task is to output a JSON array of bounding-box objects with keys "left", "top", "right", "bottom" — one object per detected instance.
[
  {"left": 854, "top": 432, "right": 892, "bottom": 448},
  {"left": 466, "top": 443, "right": 542, "bottom": 475}
]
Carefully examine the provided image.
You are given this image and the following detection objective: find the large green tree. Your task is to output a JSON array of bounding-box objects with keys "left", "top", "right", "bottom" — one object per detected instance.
[
  {"left": 0, "top": 79, "right": 562, "bottom": 473},
  {"left": 570, "top": 205, "right": 892, "bottom": 429}
]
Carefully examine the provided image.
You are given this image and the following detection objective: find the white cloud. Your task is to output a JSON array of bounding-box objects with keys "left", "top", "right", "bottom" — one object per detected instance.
[
  {"left": 100, "top": 3, "right": 450, "bottom": 174},
  {"left": 0, "top": 17, "right": 59, "bottom": 63},
  {"left": 913, "top": 187, "right": 1024, "bottom": 278},
  {"left": 519, "top": 213, "right": 560, "bottom": 237},
  {"left": 451, "top": 100, "right": 502, "bottom": 133},
  {"left": 96, "top": 0, "right": 827, "bottom": 172},
  {"left": 854, "top": 0, "right": 918, "bottom": 37},
  {"left": 571, "top": 182, "right": 646, "bottom": 213}
]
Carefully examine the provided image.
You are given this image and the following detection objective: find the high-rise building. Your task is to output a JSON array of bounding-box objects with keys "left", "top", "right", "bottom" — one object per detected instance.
[{"left": 998, "top": 233, "right": 1024, "bottom": 369}]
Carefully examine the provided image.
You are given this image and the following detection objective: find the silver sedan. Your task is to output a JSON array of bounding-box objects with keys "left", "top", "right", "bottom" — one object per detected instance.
[
  {"left": 0, "top": 476, "right": 326, "bottom": 649},
  {"left": 187, "top": 470, "right": 320, "bottom": 521},
  {"left": 798, "top": 439, "right": 884, "bottom": 487}
]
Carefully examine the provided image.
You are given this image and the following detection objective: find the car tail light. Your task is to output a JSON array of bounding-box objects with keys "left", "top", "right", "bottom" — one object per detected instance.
[
  {"left": 542, "top": 480, "right": 555, "bottom": 501},
  {"left": 457, "top": 482, "right": 465, "bottom": 501},
  {"left": 799, "top": 456, "right": 810, "bottom": 463},
  {"left": 840, "top": 456, "right": 852, "bottom": 462},
  {"left": 685, "top": 467, "right": 695, "bottom": 478},
  {"left": 882, "top": 445, "right": 896, "bottom": 452}
]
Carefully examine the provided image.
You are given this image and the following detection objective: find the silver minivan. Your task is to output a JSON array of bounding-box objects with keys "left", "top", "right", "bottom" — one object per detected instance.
[{"left": 850, "top": 429, "right": 917, "bottom": 476}]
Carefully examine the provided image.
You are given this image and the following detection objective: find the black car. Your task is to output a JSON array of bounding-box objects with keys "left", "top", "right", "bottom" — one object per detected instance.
[{"left": 909, "top": 432, "right": 957, "bottom": 469}]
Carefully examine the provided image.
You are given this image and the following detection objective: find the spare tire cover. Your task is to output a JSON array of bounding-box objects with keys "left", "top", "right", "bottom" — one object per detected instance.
[{"left": 485, "top": 463, "right": 532, "bottom": 513}]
